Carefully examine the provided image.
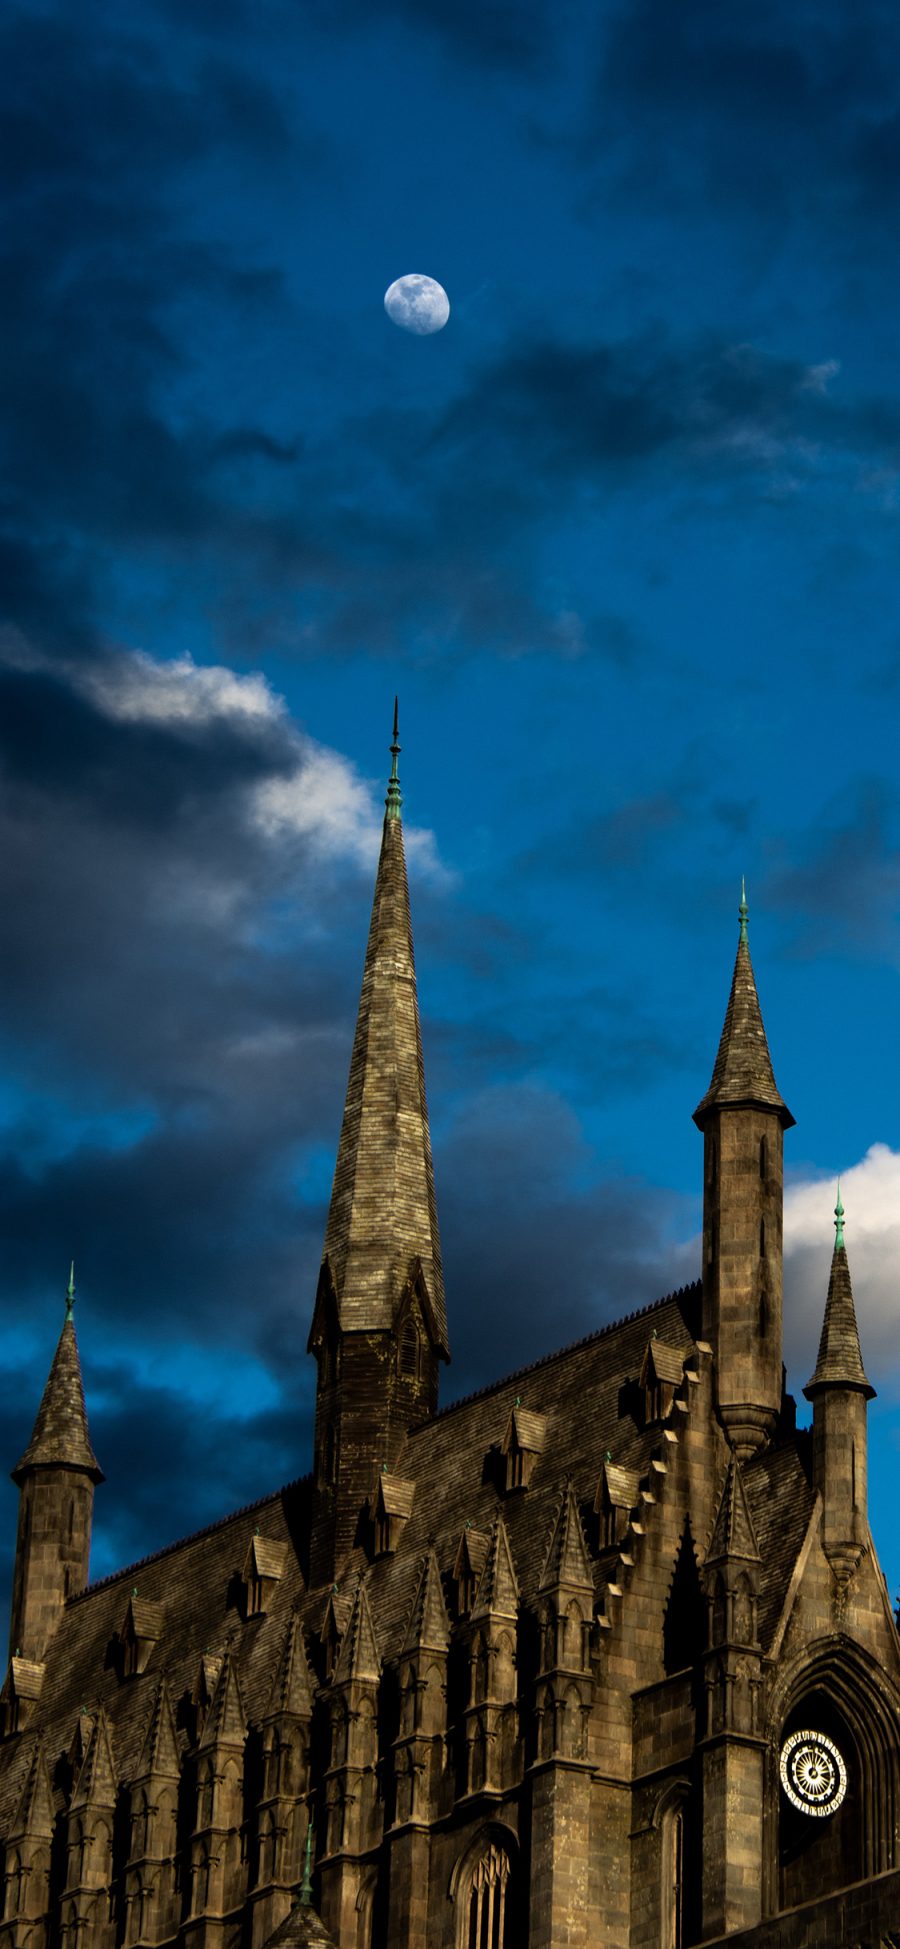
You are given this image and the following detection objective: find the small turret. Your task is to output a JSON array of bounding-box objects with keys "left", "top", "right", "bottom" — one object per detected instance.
[
  {"left": 803, "top": 1188, "right": 874, "bottom": 1583},
  {"left": 8, "top": 1268, "right": 103, "bottom": 1662},
  {"left": 694, "top": 889, "right": 794, "bottom": 1457}
]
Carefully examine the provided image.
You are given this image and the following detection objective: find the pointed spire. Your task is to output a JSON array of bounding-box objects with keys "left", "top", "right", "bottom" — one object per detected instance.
[
  {"left": 402, "top": 1549, "right": 450, "bottom": 1653},
  {"left": 9, "top": 1737, "right": 55, "bottom": 1840},
  {"left": 136, "top": 1677, "right": 180, "bottom": 1780},
  {"left": 198, "top": 1647, "right": 246, "bottom": 1749},
  {"left": 693, "top": 889, "right": 794, "bottom": 1129},
  {"left": 265, "top": 1614, "right": 315, "bottom": 1721},
  {"left": 71, "top": 1707, "right": 117, "bottom": 1810},
  {"left": 333, "top": 1581, "right": 381, "bottom": 1686},
  {"left": 705, "top": 1456, "right": 761, "bottom": 1565},
  {"left": 317, "top": 716, "right": 448, "bottom": 1355},
  {"left": 385, "top": 697, "right": 402, "bottom": 821},
  {"left": 804, "top": 1190, "right": 874, "bottom": 1400},
  {"left": 472, "top": 1512, "right": 520, "bottom": 1620},
  {"left": 13, "top": 1273, "right": 103, "bottom": 1484},
  {"left": 539, "top": 1481, "right": 594, "bottom": 1595}
]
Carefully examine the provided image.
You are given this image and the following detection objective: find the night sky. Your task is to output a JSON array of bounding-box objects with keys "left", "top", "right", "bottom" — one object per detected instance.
[{"left": 3, "top": 0, "right": 900, "bottom": 1627}]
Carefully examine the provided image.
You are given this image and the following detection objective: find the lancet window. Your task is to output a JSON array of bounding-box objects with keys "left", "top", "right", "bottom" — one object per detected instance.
[{"left": 463, "top": 1842, "right": 511, "bottom": 1949}]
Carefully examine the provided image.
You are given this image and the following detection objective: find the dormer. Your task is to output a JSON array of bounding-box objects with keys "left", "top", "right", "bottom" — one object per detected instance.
[
  {"left": 500, "top": 1402, "right": 547, "bottom": 1491},
  {"left": 120, "top": 1593, "right": 164, "bottom": 1677},
  {"left": 242, "top": 1533, "right": 288, "bottom": 1616},
  {"left": 192, "top": 1654, "right": 222, "bottom": 1742},
  {"left": 0, "top": 1656, "right": 45, "bottom": 1737},
  {"left": 371, "top": 1471, "right": 415, "bottom": 1557},
  {"left": 452, "top": 1526, "right": 489, "bottom": 1617},
  {"left": 639, "top": 1337, "right": 686, "bottom": 1424},
  {"left": 594, "top": 1460, "right": 641, "bottom": 1550}
]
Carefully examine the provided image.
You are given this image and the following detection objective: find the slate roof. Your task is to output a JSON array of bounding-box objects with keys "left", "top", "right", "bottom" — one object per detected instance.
[
  {"left": 804, "top": 1243, "right": 874, "bottom": 1398},
  {"left": 0, "top": 1273, "right": 821, "bottom": 1833},
  {"left": 743, "top": 1440, "right": 817, "bottom": 1651},
  {"left": 693, "top": 919, "right": 794, "bottom": 1129},
  {"left": 13, "top": 1311, "right": 103, "bottom": 1483}
]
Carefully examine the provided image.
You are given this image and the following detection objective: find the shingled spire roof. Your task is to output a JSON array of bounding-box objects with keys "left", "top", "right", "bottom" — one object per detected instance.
[
  {"left": 13, "top": 1270, "right": 103, "bottom": 1485},
  {"left": 318, "top": 706, "right": 448, "bottom": 1355},
  {"left": 804, "top": 1190, "right": 874, "bottom": 1400},
  {"left": 693, "top": 887, "right": 794, "bottom": 1130}
]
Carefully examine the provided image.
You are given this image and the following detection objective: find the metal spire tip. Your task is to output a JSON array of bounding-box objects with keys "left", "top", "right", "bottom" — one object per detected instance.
[
  {"left": 834, "top": 1179, "right": 845, "bottom": 1251},
  {"left": 65, "top": 1262, "right": 76, "bottom": 1319},
  {"left": 385, "top": 696, "right": 402, "bottom": 821},
  {"left": 739, "top": 877, "right": 749, "bottom": 943}
]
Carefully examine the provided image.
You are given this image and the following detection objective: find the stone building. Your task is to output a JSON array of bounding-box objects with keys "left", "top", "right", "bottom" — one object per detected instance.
[{"left": 1, "top": 721, "right": 899, "bottom": 1949}]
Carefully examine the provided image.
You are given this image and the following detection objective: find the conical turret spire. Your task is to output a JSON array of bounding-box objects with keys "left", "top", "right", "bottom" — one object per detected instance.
[
  {"left": 804, "top": 1190, "right": 874, "bottom": 1399},
  {"left": 694, "top": 889, "right": 794, "bottom": 1129},
  {"left": 318, "top": 707, "right": 447, "bottom": 1355},
  {"left": 13, "top": 1273, "right": 103, "bottom": 1484}
]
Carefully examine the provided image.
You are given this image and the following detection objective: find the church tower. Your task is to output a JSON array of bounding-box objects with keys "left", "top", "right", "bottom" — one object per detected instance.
[
  {"left": 693, "top": 890, "right": 794, "bottom": 1457},
  {"left": 8, "top": 1267, "right": 103, "bottom": 1662},
  {"left": 308, "top": 708, "right": 448, "bottom": 1584},
  {"left": 803, "top": 1188, "right": 874, "bottom": 1584}
]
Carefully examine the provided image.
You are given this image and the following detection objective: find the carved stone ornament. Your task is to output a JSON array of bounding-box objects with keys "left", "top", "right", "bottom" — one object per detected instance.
[{"left": 779, "top": 1729, "right": 848, "bottom": 1817}]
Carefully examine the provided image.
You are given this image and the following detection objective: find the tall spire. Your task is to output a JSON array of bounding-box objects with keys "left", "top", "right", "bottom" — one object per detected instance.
[
  {"left": 804, "top": 1190, "right": 874, "bottom": 1400},
  {"left": 13, "top": 1272, "right": 103, "bottom": 1485},
  {"left": 318, "top": 705, "right": 447, "bottom": 1354},
  {"left": 693, "top": 886, "right": 794, "bottom": 1129}
]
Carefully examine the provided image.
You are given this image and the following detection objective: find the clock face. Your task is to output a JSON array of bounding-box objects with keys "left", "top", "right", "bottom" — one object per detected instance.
[{"left": 779, "top": 1730, "right": 847, "bottom": 1818}]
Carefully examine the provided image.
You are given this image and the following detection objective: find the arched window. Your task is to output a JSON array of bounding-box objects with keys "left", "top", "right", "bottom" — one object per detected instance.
[
  {"left": 323, "top": 1424, "right": 336, "bottom": 1486},
  {"left": 661, "top": 1805, "right": 684, "bottom": 1949},
  {"left": 465, "top": 1843, "right": 510, "bottom": 1949},
  {"left": 759, "top": 1218, "right": 766, "bottom": 1258},
  {"left": 399, "top": 1318, "right": 420, "bottom": 1381},
  {"left": 759, "top": 1134, "right": 768, "bottom": 1181}
]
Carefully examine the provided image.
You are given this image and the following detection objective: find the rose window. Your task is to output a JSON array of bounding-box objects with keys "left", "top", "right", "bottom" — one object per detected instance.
[{"left": 779, "top": 1730, "right": 847, "bottom": 1818}]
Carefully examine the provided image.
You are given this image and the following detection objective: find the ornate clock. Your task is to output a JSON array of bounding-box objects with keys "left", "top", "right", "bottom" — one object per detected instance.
[{"left": 779, "top": 1729, "right": 847, "bottom": 1817}]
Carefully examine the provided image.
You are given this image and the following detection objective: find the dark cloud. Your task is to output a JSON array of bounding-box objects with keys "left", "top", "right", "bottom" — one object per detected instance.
[
  {"left": 594, "top": 0, "right": 900, "bottom": 228},
  {"left": 766, "top": 779, "right": 900, "bottom": 961},
  {"left": 438, "top": 1082, "right": 697, "bottom": 1399},
  {"left": 0, "top": 1346, "right": 315, "bottom": 1631}
]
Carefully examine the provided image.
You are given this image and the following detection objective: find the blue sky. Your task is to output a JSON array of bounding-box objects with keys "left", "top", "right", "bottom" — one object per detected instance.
[{"left": 2, "top": 0, "right": 900, "bottom": 1619}]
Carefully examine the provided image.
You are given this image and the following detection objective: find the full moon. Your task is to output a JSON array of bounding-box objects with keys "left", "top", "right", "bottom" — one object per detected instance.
[{"left": 384, "top": 274, "right": 450, "bottom": 335}]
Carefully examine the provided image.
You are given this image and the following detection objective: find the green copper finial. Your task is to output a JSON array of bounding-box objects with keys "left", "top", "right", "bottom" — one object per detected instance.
[
  {"left": 65, "top": 1262, "right": 76, "bottom": 1319},
  {"left": 299, "top": 1809, "right": 315, "bottom": 1906},
  {"left": 739, "top": 877, "right": 749, "bottom": 944},
  {"left": 834, "top": 1179, "right": 845, "bottom": 1251},
  {"left": 385, "top": 696, "right": 402, "bottom": 821}
]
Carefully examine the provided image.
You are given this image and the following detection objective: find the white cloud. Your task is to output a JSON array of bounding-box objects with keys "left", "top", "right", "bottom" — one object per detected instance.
[
  {"left": 81, "top": 649, "right": 283, "bottom": 727},
  {"left": 800, "top": 358, "right": 841, "bottom": 395},
  {"left": 75, "top": 644, "right": 448, "bottom": 879},
  {"left": 784, "top": 1144, "right": 900, "bottom": 1397}
]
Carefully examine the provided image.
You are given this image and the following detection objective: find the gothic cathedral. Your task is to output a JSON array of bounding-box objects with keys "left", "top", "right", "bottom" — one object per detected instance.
[{"left": 2, "top": 723, "right": 899, "bottom": 1949}]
